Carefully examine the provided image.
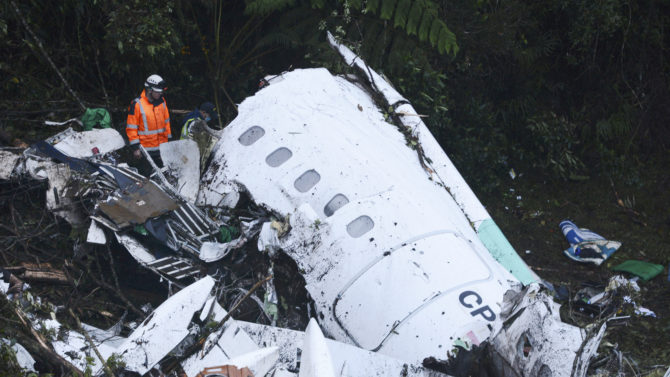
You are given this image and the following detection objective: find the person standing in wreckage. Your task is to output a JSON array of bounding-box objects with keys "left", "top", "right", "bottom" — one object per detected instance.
[
  {"left": 126, "top": 74, "right": 172, "bottom": 167},
  {"left": 179, "top": 101, "right": 220, "bottom": 172}
]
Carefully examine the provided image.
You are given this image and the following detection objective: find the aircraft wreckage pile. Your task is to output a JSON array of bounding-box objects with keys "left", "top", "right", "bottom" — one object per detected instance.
[{"left": 0, "top": 35, "right": 612, "bottom": 376}]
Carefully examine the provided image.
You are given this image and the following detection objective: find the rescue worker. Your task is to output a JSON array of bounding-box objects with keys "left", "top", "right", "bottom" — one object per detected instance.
[
  {"left": 180, "top": 101, "right": 219, "bottom": 140},
  {"left": 179, "top": 101, "right": 220, "bottom": 172},
  {"left": 126, "top": 74, "right": 172, "bottom": 166}
]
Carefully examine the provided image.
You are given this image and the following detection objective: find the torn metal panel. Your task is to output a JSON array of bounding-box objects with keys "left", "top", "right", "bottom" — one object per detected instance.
[
  {"left": 99, "top": 179, "right": 178, "bottom": 228},
  {"left": 181, "top": 302, "right": 260, "bottom": 376},
  {"left": 44, "top": 162, "right": 85, "bottom": 224},
  {"left": 114, "top": 276, "right": 215, "bottom": 375},
  {"left": 193, "top": 348, "right": 278, "bottom": 377},
  {"left": 489, "top": 284, "right": 606, "bottom": 377},
  {"left": 53, "top": 128, "right": 125, "bottom": 158},
  {"left": 0, "top": 150, "right": 21, "bottom": 180},
  {"left": 86, "top": 219, "right": 106, "bottom": 244},
  {"left": 300, "top": 318, "right": 336, "bottom": 377},
  {"left": 33, "top": 140, "right": 99, "bottom": 174},
  {"left": 115, "top": 233, "right": 159, "bottom": 265},
  {"left": 145, "top": 256, "right": 200, "bottom": 280},
  {"left": 239, "top": 321, "right": 452, "bottom": 377},
  {"left": 23, "top": 158, "right": 52, "bottom": 180},
  {"left": 160, "top": 139, "right": 200, "bottom": 202},
  {"left": 114, "top": 233, "right": 198, "bottom": 281}
]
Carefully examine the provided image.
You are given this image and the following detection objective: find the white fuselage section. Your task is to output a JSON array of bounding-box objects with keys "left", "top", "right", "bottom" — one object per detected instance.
[{"left": 199, "top": 68, "right": 517, "bottom": 363}]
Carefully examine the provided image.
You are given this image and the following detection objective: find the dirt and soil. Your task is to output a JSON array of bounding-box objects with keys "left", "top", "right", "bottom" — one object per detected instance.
[{"left": 481, "top": 160, "right": 670, "bottom": 375}]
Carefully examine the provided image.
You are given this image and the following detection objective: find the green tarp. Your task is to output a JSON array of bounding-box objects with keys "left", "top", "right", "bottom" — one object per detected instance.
[
  {"left": 81, "top": 108, "right": 111, "bottom": 130},
  {"left": 612, "top": 260, "right": 664, "bottom": 281}
]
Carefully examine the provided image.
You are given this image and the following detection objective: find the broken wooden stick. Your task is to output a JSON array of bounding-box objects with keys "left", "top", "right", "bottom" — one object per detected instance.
[
  {"left": 200, "top": 274, "right": 272, "bottom": 357},
  {"left": 0, "top": 293, "right": 82, "bottom": 376},
  {"left": 68, "top": 308, "right": 115, "bottom": 377}
]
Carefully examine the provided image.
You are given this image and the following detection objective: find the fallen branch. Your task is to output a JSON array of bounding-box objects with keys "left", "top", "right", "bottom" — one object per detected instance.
[
  {"left": 68, "top": 308, "right": 115, "bottom": 377},
  {"left": 200, "top": 274, "right": 272, "bottom": 357},
  {"left": 162, "top": 275, "right": 272, "bottom": 374},
  {"left": 0, "top": 293, "right": 82, "bottom": 376}
]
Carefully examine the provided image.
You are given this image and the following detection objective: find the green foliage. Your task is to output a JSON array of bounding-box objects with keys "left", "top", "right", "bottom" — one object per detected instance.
[
  {"left": 104, "top": 0, "right": 182, "bottom": 66},
  {"left": 525, "top": 113, "right": 585, "bottom": 179},
  {"left": 245, "top": 0, "right": 296, "bottom": 15},
  {"left": 0, "top": 341, "right": 24, "bottom": 376},
  {"left": 105, "top": 353, "right": 127, "bottom": 374}
]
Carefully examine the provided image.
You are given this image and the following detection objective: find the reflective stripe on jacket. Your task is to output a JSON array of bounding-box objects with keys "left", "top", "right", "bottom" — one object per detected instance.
[{"left": 126, "top": 89, "right": 172, "bottom": 151}]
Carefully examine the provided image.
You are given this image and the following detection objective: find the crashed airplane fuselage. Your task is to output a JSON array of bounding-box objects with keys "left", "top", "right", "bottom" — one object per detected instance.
[
  {"left": 201, "top": 66, "right": 513, "bottom": 357},
  {"left": 198, "top": 41, "right": 602, "bottom": 376}
]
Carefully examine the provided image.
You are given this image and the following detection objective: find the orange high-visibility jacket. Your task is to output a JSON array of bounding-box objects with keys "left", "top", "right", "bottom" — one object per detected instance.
[{"left": 126, "top": 90, "right": 172, "bottom": 151}]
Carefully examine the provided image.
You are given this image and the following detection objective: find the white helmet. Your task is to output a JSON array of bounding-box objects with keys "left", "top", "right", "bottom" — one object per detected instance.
[{"left": 144, "top": 74, "right": 167, "bottom": 93}]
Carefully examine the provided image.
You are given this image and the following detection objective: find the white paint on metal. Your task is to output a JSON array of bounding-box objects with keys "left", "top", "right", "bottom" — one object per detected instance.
[
  {"left": 115, "top": 233, "right": 157, "bottom": 265},
  {"left": 53, "top": 128, "right": 125, "bottom": 158},
  {"left": 299, "top": 318, "right": 336, "bottom": 377},
  {"left": 489, "top": 283, "right": 606, "bottom": 377},
  {"left": 181, "top": 302, "right": 261, "bottom": 377},
  {"left": 86, "top": 219, "right": 106, "bottom": 244},
  {"left": 226, "top": 347, "right": 280, "bottom": 377},
  {"left": 0, "top": 338, "right": 36, "bottom": 372},
  {"left": 114, "top": 276, "right": 215, "bottom": 375},
  {"left": 239, "top": 321, "right": 452, "bottom": 377},
  {"left": 0, "top": 151, "right": 21, "bottom": 180},
  {"left": 44, "top": 163, "right": 85, "bottom": 224},
  {"left": 160, "top": 139, "right": 200, "bottom": 202}
]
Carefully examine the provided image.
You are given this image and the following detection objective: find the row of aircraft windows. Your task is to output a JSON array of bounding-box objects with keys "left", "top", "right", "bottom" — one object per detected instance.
[{"left": 238, "top": 125, "right": 375, "bottom": 238}]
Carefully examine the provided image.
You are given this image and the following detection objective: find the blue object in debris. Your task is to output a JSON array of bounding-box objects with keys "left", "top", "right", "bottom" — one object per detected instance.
[
  {"left": 563, "top": 239, "right": 622, "bottom": 266},
  {"left": 559, "top": 220, "right": 606, "bottom": 246}
]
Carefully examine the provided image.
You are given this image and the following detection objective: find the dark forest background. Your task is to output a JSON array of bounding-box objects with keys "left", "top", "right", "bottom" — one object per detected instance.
[
  {"left": 2, "top": 2, "right": 670, "bottom": 374},
  {"left": 2, "top": 0, "right": 669, "bottom": 191}
]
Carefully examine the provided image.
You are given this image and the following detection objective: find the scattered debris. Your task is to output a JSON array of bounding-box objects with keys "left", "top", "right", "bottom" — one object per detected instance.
[
  {"left": 0, "top": 38, "right": 630, "bottom": 377},
  {"left": 560, "top": 220, "right": 621, "bottom": 265}
]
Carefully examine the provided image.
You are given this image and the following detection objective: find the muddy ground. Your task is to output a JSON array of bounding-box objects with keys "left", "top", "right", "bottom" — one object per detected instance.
[{"left": 481, "top": 159, "right": 670, "bottom": 376}]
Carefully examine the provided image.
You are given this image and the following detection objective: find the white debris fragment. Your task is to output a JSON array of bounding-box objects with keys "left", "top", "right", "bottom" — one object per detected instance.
[
  {"left": 0, "top": 338, "right": 36, "bottom": 372},
  {"left": 114, "top": 276, "right": 215, "bottom": 375},
  {"left": 160, "top": 139, "right": 200, "bottom": 202},
  {"left": 239, "top": 320, "right": 452, "bottom": 376},
  {"left": 299, "top": 318, "right": 336, "bottom": 377},
  {"left": 53, "top": 128, "right": 125, "bottom": 158},
  {"left": 86, "top": 219, "right": 106, "bottom": 244},
  {"left": 225, "top": 347, "right": 280, "bottom": 377},
  {"left": 181, "top": 303, "right": 260, "bottom": 377},
  {"left": 115, "top": 233, "right": 157, "bottom": 265},
  {"left": 257, "top": 221, "right": 281, "bottom": 256},
  {"left": 0, "top": 150, "right": 21, "bottom": 180},
  {"left": 490, "top": 284, "right": 606, "bottom": 377},
  {"left": 44, "top": 163, "right": 85, "bottom": 224}
]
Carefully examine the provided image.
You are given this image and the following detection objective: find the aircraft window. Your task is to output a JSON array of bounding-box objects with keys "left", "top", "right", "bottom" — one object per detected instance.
[
  {"left": 238, "top": 126, "right": 265, "bottom": 146},
  {"left": 265, "top": 147, "right": 293, "bottom": 167},
  {"left": 294, "top": 170, "right": 320, "bottom": 192},
  {"left": 346, "top": 215, "right": 374, "bottom": 238},
  {"left": 324, "top": 194, "right": 349, "bottom": 217}
]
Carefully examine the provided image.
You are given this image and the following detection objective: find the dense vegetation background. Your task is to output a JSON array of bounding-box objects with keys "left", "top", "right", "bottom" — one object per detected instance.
[
  {"left": 2, "top": 0, "right": 669, "bottom": 188},
  {"left": 1, "top": 0, "right": 669, "bottom": 374}
]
